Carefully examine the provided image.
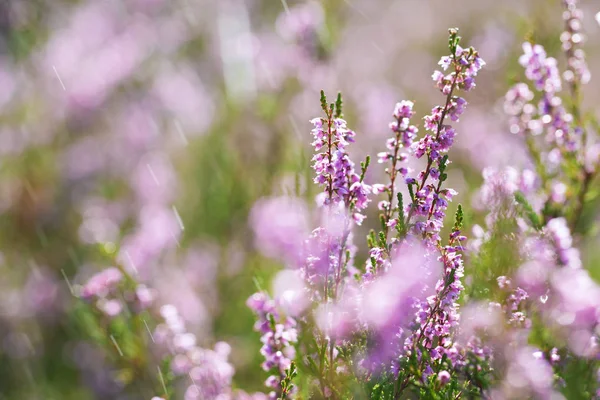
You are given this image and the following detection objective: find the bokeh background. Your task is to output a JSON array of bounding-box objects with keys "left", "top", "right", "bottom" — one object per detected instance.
[{"left": 0, "top": 0, "right": 599, "bottom": 398}]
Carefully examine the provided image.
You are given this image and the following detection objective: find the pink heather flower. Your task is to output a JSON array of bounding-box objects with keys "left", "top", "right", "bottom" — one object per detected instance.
[
  {"left": 171, "top": 354, "right": 192, "bottom": 375},
  {"left": 80, "top": 267, "right": 123, "bottom": 300},
  {"left": 247, "top": 291, "right": 297, "bottom": 393},
  {"left": 250, "top": 196, "right": 309, "bottom": 266},
  {"left": 551, "top": 268, "right": 600, "bottom": 330},
  {"left": 516, "top": 259, "right": 553, "bottom": 298},
  {"left": 545, "top": 218, "right": 581, "bottom": 269},
  {"left": 437, "top": 370, "right": 451, "bottom": 386},
  {"left": 310, "top": 115, "right": 371, "bottom": 220},
  {"left": 519, "top": 42, "right": 561, "bottom": 93},
  {"left": 497, "top": 276, "right": 512, "bottom": 290},
  {"left": 561, "top": 0, "right": 590, "bottom": 85},
  {"left": 135, "top": 284, "right": 156, "bottom": 310},
  {"left": 272, "top": 270, "right": 309, "bottom": 317},
  {"left": 275, "top": 0, "right": 324, "bottom": 43},
  {"left": 458, "top": 302, "right": 503, "bottom": 344}
]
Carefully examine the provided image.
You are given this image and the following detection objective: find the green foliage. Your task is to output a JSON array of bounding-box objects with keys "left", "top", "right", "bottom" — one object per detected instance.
[{"left": 514, "top": 191, "right": 542, "bottom": 230}]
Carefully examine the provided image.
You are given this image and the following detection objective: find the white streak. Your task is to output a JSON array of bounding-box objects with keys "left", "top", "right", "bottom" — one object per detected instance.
[
  {"left": 343, "top": 0, "right": 369, "bottom": 20},
  {"left": 172, "top": 206, "right": 185, "bottom": 230},
  {"left": 143, "top": 319, "right": 155, "bottom": 342},
  {"left": 280, "top": 0, "right": 290, "bottom": 15},
  {"left": 124, "top": 251, "right": 139, "bottom": 275},
  {"left": 60, "top": 269, "right": 74, "bottom": 296},
  {"left": 146, "top": 164, "right": 160, "bottom": 186},
  {"left": 53, "top": 66, "right": 66, "bottom": 91},
  {"left": 189, "top": 372, "right": 199, "bottom": 393},
  {"left": 372, "top": 42, "right": 384, "bottom": 54},
  {"left": 171, "top": 231, "right": 181, "bottom": 248},
  {"left": 157, "top": 366, "right": 168, "bottom": 396},
  {"left": 110, "top": 335, "right": 124, "bottom": 356},
  {"left": 174, "top": 120, "right": 188, "bottom": 146}
]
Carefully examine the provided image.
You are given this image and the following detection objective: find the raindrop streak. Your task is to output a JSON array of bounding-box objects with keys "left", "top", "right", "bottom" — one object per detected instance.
[
  {"left": 60, "top": 269, "right": 74, "bottom": 296},
  {"left": 146, "top": 164, "right": 160, "bottom": 186},
  {"left": 124, "top": 250, "right": 139, "bottom": 275},
  {"left": 157, "top": 366, "right": 168, "bottom": 397},
  {"left": 174, "top": 120, "right": 189, "bottom": 146},
  {"left": 52, "top": 65, "right": 66, "bottom": 91},
  {"left": 280, "top": 0, "right": 290, "bottom": 15},
  {"left": 372, "top": 42, "right": 384, "bottom": 54},
  {"left": 171, "top": 231, "right": 181, "bottom": 248},
  {"left": 343, "top": 0, "right": 369, "bottom": 20},
  {"left": 172, "top": 206, "right": 185, "bottom": 231},
  {"left": 110, "top": 335, "right": 124, "bottom": 357},
  {"left": 189, "top": 372, "right": 199, "bottom": 393},
  {"left": 143, "top": 319, "right": 155, "bottom": 342}
]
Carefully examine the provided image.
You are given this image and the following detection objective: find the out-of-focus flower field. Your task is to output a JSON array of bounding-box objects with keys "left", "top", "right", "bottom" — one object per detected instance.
[{"left": 1, "top": 0, "right": 600, "bottom": 399}]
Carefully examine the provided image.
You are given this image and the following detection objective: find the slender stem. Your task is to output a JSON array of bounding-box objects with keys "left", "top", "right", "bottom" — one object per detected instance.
[
  {"left": 405, "top": 70, "right": 459, "bottom": 228},
  {"left": 570, "top": 169, "right": 593, "bottom": 232},
  {"left": 382, "top": 128, "right": 403, "bottom": 243}
]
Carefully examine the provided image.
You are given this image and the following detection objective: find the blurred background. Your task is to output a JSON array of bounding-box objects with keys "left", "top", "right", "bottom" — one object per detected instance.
[{"left": 0, "top": 0, "right": 599, "bottom": 398}]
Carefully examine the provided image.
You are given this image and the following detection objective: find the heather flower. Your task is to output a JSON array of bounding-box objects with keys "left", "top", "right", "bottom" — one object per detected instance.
[
  {"left": 275, "top": 0, "right": 324, "bottom": 59},
  {"left": 247, "top": 291, "right": 298, "bottom": 398},
  {"left": 372, "top": 99, "right": 418, "bottom": 253},
  {"left": 250, "top": 196, "right": 309, "bottom": 266},
  {"left": 515, "top": 41, "right": 579, "bottom": 152},
  {"left": 80, "top": 267, "right": 123, "bottom": 300},
  {"left": 504, "top": 83, "right": 537, "bottom": 136},
  {"left": 437, "top": 370, "right": 451, "bottom": 386},
  {"left": 310, "top": 101, "right": 371, "bottom": 223},
  {"left": 403, "top": 29, "right": 485, "bottom": 242},
  {"left": 561, "top": 0, "right": 590, "bottom": 86},
  {"left": 545, "top": 217, "right": 581, "bottom": 269},
  {"left": 500, "top": 346, "right": 556, "bottom": 398},
  {"left": 153, "top": 304, "right": 235, "bottom": 399},
  {"left": 361, "top": 241, "right": 442, "bottom": 366}
]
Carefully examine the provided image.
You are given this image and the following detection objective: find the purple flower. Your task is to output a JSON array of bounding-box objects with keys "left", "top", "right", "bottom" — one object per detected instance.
[
  {"left": 437, "top": 370, "right": 451, "bottom": 386},
  {"left": 248, "top": 291, "right": 298, "bottom": 396},
  {"left": 250, "top": 196, "right": 309, "bottom": 267}
]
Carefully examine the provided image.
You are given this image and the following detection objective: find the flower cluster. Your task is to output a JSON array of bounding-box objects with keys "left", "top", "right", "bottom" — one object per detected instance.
[
  {"left": 70, "top": 5, "right": 600, "bottom": 398},
  {"left": 247, "top": 292, "right": 298, "bottom": 399},
  {"left": 79, "top": 267, "right": 155, "bottom": 317},
  {"left": 561, "top": 0, "right": 590, "bottom": 86},
  {"left": 154, "top": 305, "right": 236, "bottom": 400},
  {"left": 311, "top": 114, "right": 371, "bottom": 224},
  {"left": 407, "top": 29, "right": 485, "bottom": 242},
  {"left": 517, "top": 42, "right": 578, "bottom": 152},
  {"left": 368, "top": 100, "right": 418, "bottom": 274}
]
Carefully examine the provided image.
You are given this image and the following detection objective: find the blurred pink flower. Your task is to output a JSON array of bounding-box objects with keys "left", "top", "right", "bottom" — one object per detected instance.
[{"left": 250, "top": 196, "right": 309, "bottom": 265}]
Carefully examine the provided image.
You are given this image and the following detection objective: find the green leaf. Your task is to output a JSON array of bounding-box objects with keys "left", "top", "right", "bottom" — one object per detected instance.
[
  {"left": 335, "top": 92, "right": 343, "bottom": 118},
  {"left": 454, "top": 204, "right": 464, "bottom": 231},
  {"left": 514, "top": 191, "right": 542, "bottom": 230}
]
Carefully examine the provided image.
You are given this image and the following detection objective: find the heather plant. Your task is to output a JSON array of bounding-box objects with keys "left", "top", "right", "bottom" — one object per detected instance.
[
  {"left": 3, "top": 0, "right": 600, "bottom": 399},
  {"left": 73, "top": 0, "right": 600, "bottom": 397}
]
